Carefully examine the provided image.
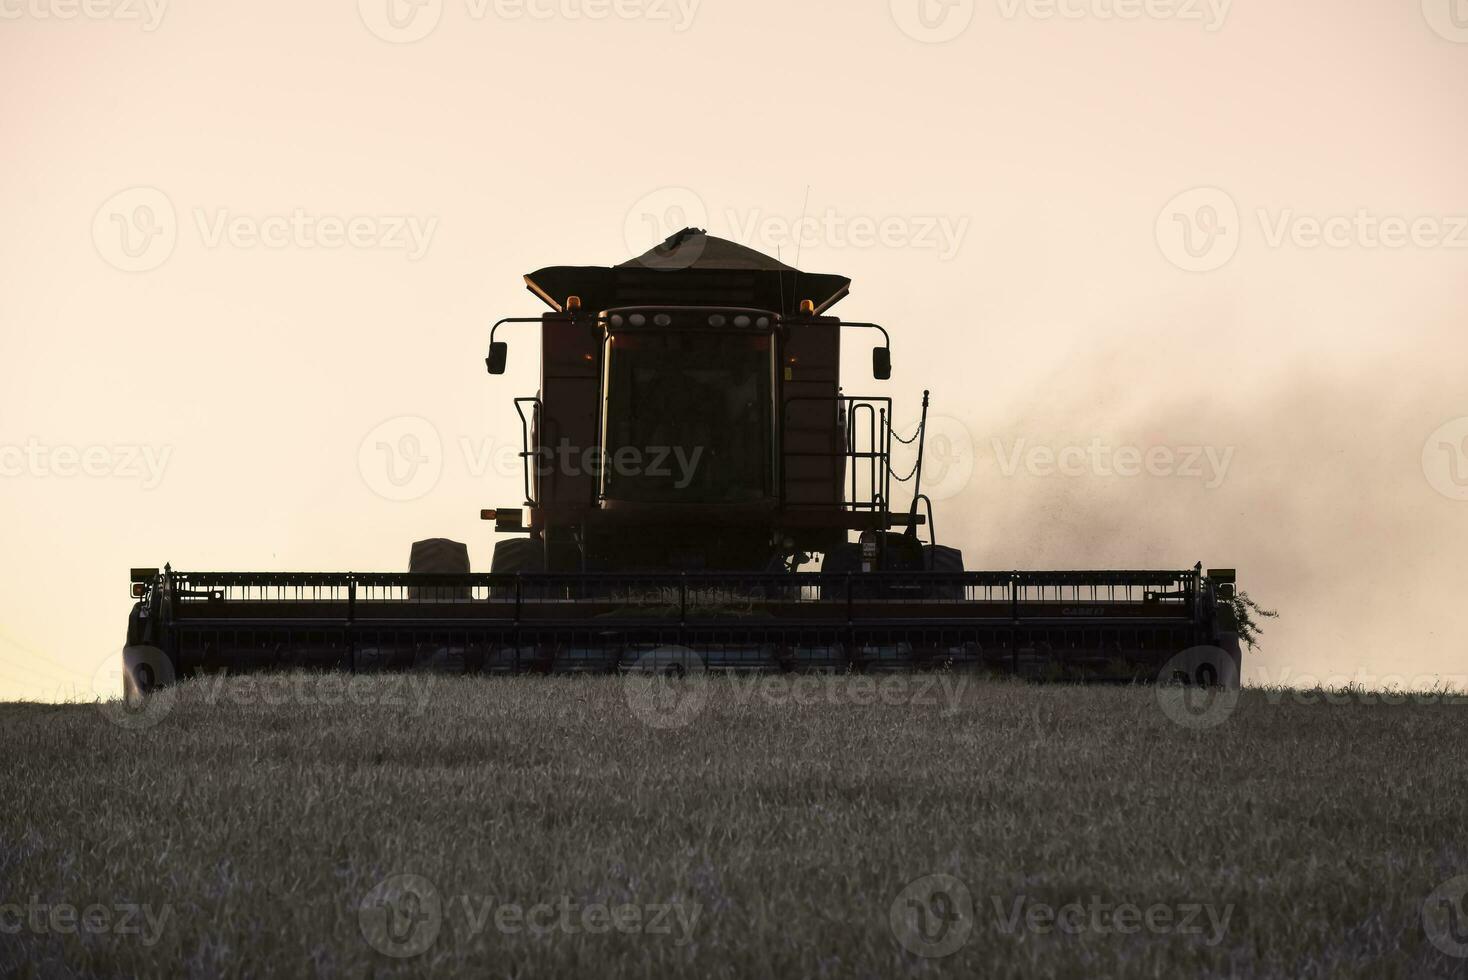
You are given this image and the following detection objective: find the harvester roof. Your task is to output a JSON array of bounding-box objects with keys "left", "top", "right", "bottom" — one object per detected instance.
[{"left": 524, "top": 228, "right": 851, "bottom": 316}]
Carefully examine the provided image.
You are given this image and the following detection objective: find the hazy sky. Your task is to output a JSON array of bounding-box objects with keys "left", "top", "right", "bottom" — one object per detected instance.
[{"left": 2, "top": 0, "right": 1466, "bottom": 700}]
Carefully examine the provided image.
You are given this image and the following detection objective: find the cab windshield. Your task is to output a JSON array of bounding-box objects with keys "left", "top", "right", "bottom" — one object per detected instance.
[{"left": 602, "top": 330, "right": 773, "bottom": 503}]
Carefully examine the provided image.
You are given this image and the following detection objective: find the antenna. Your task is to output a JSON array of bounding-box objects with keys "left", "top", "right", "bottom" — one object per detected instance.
[
  {"left": 793, "top": 185, "right": 811, "bottom": 270},
  {"left": 776, "top": 245, "right": 786, "bottom": 314}
]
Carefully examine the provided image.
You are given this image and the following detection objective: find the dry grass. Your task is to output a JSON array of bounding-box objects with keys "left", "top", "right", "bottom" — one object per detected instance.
[{"left": 2, "top": 674, "right": 1466, "bottom": 978}]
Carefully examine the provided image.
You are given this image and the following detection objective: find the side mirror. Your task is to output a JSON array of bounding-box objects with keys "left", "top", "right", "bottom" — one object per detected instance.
[
  {"left": 486, "top": 341, "right": 508, "bottom": 375},
  {"left": 872, "top": 347, "right": 891, "bottom": 380}
]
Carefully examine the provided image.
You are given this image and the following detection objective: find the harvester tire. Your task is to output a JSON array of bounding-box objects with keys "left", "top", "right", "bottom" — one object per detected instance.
[
  {"left": 408, "top": 538, "right": 471, "bottom": 600},
  {"left": 820, "top": 543, "right": 862, "bottom": 600},
  {"left": 922, "top": 544, "right": 965, "bottom": 599},
  {"left": 923, "top": 545, "right": 964, "bottom": 573},
  {"left": 406, "top": 538, "right": 471, "bottom": 671},
  {"left": 491, "top": 538, "right": 545, "bottom": 574},
  {"left": 490, "top": 538, "right": 545, "bottom": 599}
]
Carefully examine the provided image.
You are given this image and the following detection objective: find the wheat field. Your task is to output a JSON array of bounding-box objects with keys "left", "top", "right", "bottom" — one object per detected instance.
[{"left": 2, "top": 673, "right": 1466, "bottom": 978}]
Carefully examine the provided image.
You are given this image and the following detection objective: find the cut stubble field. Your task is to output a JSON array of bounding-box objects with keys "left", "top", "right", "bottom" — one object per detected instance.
[{"left": 2, "top": 673, "right": 1466, "bottom": 978}]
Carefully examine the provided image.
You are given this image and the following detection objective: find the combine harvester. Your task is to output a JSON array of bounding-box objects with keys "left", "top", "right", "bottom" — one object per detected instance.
[{"left": 124, "top": 230, "right": 1244, "bottom": 688}]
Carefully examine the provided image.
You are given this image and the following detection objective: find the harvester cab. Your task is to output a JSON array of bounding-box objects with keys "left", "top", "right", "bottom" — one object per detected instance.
[{"left": 483, "top": 228, "right": 936, "bottom": 577}]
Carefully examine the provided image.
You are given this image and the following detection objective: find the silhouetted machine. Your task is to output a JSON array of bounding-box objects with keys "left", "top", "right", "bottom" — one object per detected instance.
[{"left": 124, "top": 230, "right": 1245, "bottom": 686}]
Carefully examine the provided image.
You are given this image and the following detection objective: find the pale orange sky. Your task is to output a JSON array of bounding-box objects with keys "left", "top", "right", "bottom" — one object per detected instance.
[{"left": 1, "top": 0, "right": 1466, "bottom": 699}]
